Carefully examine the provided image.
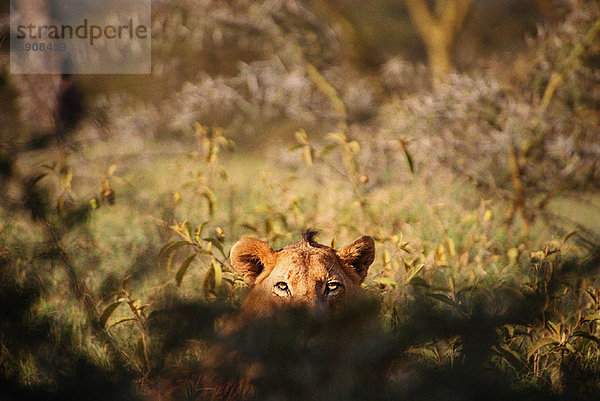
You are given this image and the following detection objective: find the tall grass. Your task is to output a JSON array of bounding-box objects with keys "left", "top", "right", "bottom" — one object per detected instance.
[
  {"left": 1, "top": 124, "right": 599, "bottom": 399},
  {"left": 1, "top": 1, "right": 599, "bottom": 399}
]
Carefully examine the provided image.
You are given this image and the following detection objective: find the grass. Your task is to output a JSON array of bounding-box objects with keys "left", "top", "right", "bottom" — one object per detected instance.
[
  {"left": 2, "top": 1, "right": 599, "bottom": 398},
  {"left": 2, "top": 128, "right": 600, "bottom": 400}
]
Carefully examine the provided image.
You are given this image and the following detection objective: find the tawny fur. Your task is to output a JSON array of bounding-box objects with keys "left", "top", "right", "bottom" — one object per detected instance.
[{"left": 147, "top": 230, "right": 375, "bottom": 401}]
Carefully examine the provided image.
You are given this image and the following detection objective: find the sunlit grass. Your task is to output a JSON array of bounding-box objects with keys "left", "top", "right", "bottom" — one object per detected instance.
[{"left": 2, "top": 124, "right": 599, "bottom": 399}]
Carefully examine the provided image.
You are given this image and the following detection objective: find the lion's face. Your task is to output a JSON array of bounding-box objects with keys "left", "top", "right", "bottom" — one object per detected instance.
[{"left": 230, "top": 231, "right": 375, "bottom": 315}]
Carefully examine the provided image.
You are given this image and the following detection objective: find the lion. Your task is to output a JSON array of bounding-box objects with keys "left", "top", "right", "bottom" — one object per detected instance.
[
  {"left": 148, "top": 230, "right": 375, "bottom": 401},
  {"left": 230, "top": 229, "right": 375, "bottom": 316}
]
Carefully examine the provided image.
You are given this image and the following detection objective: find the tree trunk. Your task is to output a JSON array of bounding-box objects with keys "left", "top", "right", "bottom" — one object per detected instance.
[
  {"left": 424, "top": 30, "right": 453, "bottom": 84},
  {"left": 405, "top": 0, "right": 474, "bottom": 86}
]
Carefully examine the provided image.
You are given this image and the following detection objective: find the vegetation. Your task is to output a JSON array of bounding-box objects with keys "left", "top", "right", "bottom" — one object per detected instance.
[{"left": 1, "top": 0, "right": 600, "bottom": 400}]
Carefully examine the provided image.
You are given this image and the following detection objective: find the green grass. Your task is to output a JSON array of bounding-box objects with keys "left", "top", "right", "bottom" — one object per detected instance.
[{"left": 2, "top": 133, "right": 600, "bottom": 400}]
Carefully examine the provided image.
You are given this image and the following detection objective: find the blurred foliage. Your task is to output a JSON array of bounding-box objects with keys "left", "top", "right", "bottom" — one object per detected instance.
[
  {"left": 379, "top": 0, "right": 600, "bottom": 230},
  {"left": 2, "top": 0, "right": 600, "bottom": 400},
  {"left": 2, "top": 114, "right": 600, "bottom": 399}
]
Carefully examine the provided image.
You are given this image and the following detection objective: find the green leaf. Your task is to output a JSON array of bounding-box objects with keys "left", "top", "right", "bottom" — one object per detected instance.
[
  {"left": 373, "top": 277, "right": 398, "bottom": 289},
  {"left": 294, "top": 129, "right": 308, "bottom": 145},
  {"left": 407, "top": 346, "right": 438, "bottom": 361},
  {"left": 203, "top": 264, "right": 215, "bottom": 297},
  {"left": 166, "top": 252, "right": 175, "bottom": 272},
  {"left": 201, "top": 189, "right": 216, "bottom": 217},
  {"left": 194, "top": 221, "right": 209, "bottom": 244},
  {"left": 328, "top": 132, "right": 347, "bottom": 143},
  {"left": 427, "top": 293, "right": 455, "bottom": 307},
  {"left": 572, "top": 331, "right": 600, "bottom": 346},
  {"left": 275, "top": 212, "right": 289, "bottom": 229},
  {"left": 212, "top": 261, "right": 222, "bottom": 290},
  {"left": 221, "top": 271, "right": 237, "bottom": 284},
  {"left": 288, "top": 143, "right": 304, "bottom": 151},
  {"left": 319, "top": 143, "right": 337, "bottom": 157},
  {"left": 406, "top": 264, "right": 424, "bottom": 282},
  {"left": 563, "top": 342, "right": 577, "bottom": 354},
  {"left": 158, "top": 240, "right": 190, "bottom": 261},
  {"left": 40, "top": 163, "right": 56, "bottom": 171},
  {"left": 585, "top": 289, "right": 597, "bottom": 304},
  {"left": 204, "top": 237, "right": 225, "bottom": 256},
  {"left": 99, "top": 301, "right": 123, "bottom": 328},
  {"left": 107, "top": 317, "right": 137, "bottom": 330},
  {"left": 527, "top": 338, "right": 560, "bottom": 358},
  {"left": 176, "top": 253, "right": 197, "bottom": 287},
  {"left": 383, "top": 249, "right": 391, "bottom": 265},
  {"left": 27, "top": 173, "right": 48, "bottom": 187},
  {"left": 562, "top": 229, "right": 579, "bottom": 243},
  {"left": 240, "top": 223, "right": 258, "bottom": 232},
  {"left": 494, "top": 344, "right": 525, "bottom": 369},
  {"left": 409, "top": 277, "right": 430, "bottom": 288},
  {"left": 546, "top": 320, "right": 560, "bottom": 335},
  {"left": 302, "top": 146, "right": 314, "bottom": 166},
  {"left": 183, "top": 221, "right": 193, "bottom": 240},
  {"left": 582, "top": 315, "right": 600, "bottom": 322}
]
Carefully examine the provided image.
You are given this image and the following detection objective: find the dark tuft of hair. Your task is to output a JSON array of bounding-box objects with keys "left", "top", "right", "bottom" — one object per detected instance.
[{"left": 302, "top": 229, "right": 320, "bottom": 244}]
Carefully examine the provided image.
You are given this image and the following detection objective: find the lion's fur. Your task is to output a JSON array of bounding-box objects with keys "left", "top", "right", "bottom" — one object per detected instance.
[
  {"left": 230, "top": 230, "right": 375, "bottom": 317},
  {"left": 147, "top": 230, "right": 375, "bottom": 401}
]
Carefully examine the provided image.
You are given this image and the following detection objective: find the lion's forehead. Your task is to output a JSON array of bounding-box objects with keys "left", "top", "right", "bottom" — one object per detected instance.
[{"left": 269, "top": 249, "right": 344, "bottom": 281}]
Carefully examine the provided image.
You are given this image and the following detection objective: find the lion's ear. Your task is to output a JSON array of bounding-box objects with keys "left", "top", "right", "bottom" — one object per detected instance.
[
  {"left": 230, "top": 238, "right": 275, "bottom": 286},
  {"left": 337, "top": 236, "right": 375, "bottom": 282}
]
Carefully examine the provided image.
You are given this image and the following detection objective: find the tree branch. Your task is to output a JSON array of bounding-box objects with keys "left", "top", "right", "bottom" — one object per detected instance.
[
  {"left": 540, "top": 15, "right": 600, "bottom": 109},
  {"left": 405, "top": 0, "right": 437, "bottom": 42}
]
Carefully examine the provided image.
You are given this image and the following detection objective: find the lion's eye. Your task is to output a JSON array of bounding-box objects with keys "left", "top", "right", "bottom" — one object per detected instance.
[
  {"left": 326, "top": 282, "right": 342, "bottom": 292},
  {"left": 274, "top": 282, "right": 289, "bottom": 292}
]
